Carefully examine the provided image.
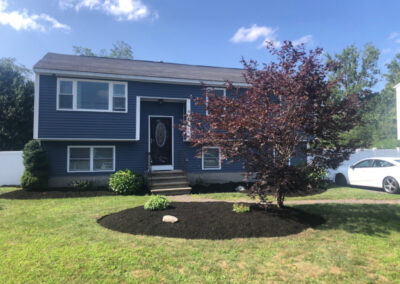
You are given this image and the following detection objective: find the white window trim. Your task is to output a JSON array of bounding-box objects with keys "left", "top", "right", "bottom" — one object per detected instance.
[
  {"left": 205, "top": 87, "right": 226, "bottom": 116},
  {"left": 57, "top": 78, "right": 128, "bottom": 113},
  {"left": 67, "top": 145, "right": 116, "bottom": 173},
  {"left": 202, "top": 146, "right": 221, "bottom": 170}
]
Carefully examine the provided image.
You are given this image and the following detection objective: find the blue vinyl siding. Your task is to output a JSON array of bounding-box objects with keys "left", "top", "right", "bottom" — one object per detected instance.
[
  {"left": 38, "top": 75, "right": 244, "bottom": 176},
  {"left": 38, "top": 75, "right": 136, "bottom": 139},
  {"left": 38, "top": 76, "right": 238, "bottom": 139},
  {"left": 41, "top": 100, "right": 243, "bottom": 177}
]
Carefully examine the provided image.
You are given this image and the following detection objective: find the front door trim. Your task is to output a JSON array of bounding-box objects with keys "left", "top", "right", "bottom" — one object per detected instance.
[{"left": 148, "top": 115, "right": 174, "bottom": 171}]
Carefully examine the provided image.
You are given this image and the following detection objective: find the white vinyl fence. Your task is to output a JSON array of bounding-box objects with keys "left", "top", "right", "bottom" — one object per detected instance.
[
  {"left": 0, "top": 151, "right": 24, "bottom": 186},
  {"left": 327, "top": 148, "right": 400, "bottom": 180}
]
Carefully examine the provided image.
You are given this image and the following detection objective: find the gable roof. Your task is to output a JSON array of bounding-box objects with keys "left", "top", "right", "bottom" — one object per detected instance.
[{"left": 33, "top": 53, "right": 247, "bottom": 85}]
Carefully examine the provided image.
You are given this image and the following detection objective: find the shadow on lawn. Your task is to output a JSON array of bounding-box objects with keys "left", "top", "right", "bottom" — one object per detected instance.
[
  {"left": 0, "top": 189, "right": 117, "bottom": 199},
  {"left": 296, "top": 204, "right": 400, "bottom": 237}
]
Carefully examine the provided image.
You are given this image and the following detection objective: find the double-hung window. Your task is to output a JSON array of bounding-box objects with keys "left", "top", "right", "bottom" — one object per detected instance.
[
  {"left": 112, "top": 84, "right": 126, "bottom": 111},
  {"left": 205, "top": 87, "right": 226, "bottom": 115},
  {"left": 58, "top": 80, "right": 73, "bottom": 109},
  {"left": 68, "top": 146, "right": 115, "bottom": 172},
  {"left": 202, "top": 147, "right": 221, "bottom": 170},
  {"left": 58, "top": 78, "right": 127, "bottom": 112}
]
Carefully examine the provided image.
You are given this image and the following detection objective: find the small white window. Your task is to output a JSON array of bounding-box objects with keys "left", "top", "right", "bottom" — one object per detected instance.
[
  {"left": 59, "top": 80, "right": 73, "bottom": 109},
  {"left": 68, "top": 146, "right": 115, "bottom": 172},
  {"left": 206, "top": 87, "right": 226, "bottom": 116},
  {"left": 202, "top": 147, "right": 221, "bottom": 170},
  {"left": 112, "top": 84, "right": 126, "bottom": 111}
]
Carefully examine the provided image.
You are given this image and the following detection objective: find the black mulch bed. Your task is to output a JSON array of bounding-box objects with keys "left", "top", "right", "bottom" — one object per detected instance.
[
  {"left": 98, "top": 202, "right": 325, "bottom": 240},
  {"left": 0, "top": 189, "right": 117, "bottom": 200},
  {"left": 191, "top": 182, "right": 328, "bottom": 197}
]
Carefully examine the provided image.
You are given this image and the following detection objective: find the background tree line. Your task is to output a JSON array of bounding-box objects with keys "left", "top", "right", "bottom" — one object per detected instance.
[{"left": 1, "top": 41, "right": 400, "bottom": 150}]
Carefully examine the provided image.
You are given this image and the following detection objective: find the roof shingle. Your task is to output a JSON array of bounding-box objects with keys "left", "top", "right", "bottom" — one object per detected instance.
[{"left": 34, "top": 53, "right": 247, "bottom": 84}]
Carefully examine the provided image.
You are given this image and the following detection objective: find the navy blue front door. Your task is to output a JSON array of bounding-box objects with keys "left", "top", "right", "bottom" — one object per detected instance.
[{"left": 150, "top": 116, "right": 173, "bottom": 169}]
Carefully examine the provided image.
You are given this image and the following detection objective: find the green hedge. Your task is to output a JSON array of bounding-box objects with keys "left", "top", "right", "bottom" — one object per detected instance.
[{"left": 21, "top": 140, "right": 49, "bottom": 190}]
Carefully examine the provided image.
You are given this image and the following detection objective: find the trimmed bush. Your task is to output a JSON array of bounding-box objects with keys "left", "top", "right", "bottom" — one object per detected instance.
[
  {"left": 21, "top": 140, "right": 49, "bottom": 190},
  {"left": 302, "top": 166, "right": 329, "bottom": 190},
  {"left": 144, "top": 195, "right": 171, "bottom": 211},
  {"left": 21, "top": 171, "right": 47, "bottom": 190},
  {"left": 232, "top": 203, "right": 250, "bottom": 213},
  {"left": 71, "top": 180, "right": 93, "bottom": 191},
  {"left": 109, "top": 169, "right": 146, "bottom": 195}
]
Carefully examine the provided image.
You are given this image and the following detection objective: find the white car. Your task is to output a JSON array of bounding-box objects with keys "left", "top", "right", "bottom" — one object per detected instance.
[{"left": 334, "top": 157, "right": 400, "bottom": 194}]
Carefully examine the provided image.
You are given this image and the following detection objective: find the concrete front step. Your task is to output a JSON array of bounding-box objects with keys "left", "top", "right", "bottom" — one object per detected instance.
[
  {"left": 151, "top": 187, "right": 192, "bottom": 195},
  {"left": 148, "top": 170, "right": 191, "bottom": 195},
  {"left": 150, "top": 176, "right": 187, "bottom": 184},
  {"left": 151, "top": 181, "right": 190, "bottom": 190},
  {"left": 150, "top": 170, "right": 185, "bottom": 178}
]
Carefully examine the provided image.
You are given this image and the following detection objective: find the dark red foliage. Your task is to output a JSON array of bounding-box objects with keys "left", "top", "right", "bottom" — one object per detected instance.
[{"left": 181, "top": 41, "right": 363, "bottom": 207}]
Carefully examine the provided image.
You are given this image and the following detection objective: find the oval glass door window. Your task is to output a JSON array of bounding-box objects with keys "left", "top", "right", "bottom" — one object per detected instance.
[{"left": 155, "top": 120, "right": 167, "bottom": 147}]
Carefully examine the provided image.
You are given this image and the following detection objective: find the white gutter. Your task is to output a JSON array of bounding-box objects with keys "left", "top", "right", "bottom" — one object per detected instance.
[{"left": 33, "top": 68, "right": 250, "bottom": 88}]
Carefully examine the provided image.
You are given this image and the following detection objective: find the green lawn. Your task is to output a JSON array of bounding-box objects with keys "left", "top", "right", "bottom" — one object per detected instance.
[
  {"left": 192, "top": 186, "right": 400, "bottom": 202},
  {"left": 1, "top": 187, "right": 399, "bottom": 283}
]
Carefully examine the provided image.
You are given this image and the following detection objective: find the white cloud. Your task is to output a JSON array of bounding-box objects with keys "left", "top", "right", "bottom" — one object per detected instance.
[
  {"left": 389, "top": 32, "right": 399, "bottom": 40},
  {"left": 382, "top": 48, "right": 392, "bottom": 54},
  {"left": 292, "top": 34, "right": 313, "bottom": 47},
  {"left": 59, "top": 0, "right": 157, "bottom": 21},
  {"left": 231, "top": 24, "right": 277, "bottom": 43},
  {"left": 0, "top": 0, "right": 70, "bottom": 32},
  {"left": 231, "top": 24, "right": 281, "bottom": 48}
]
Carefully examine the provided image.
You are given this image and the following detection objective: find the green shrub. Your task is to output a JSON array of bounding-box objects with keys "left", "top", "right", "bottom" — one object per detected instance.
[
  {"left": 109, "top": 169, "right": 146, "bottom": 195},
  {"left": 232, "top": 203, "right": 250, "bottom": 213},
  {"left": 303, "top": 166, "right": 329, "bottom": 190},
  {"left": 21, "top": 171, "right": 47, "bottom": 190},
  {"left": 21, "top": 140, "right": 49, "bottom": 190},
  {"left": 144, "top": 195, "right": 171, "bottom": 211},
  {"left": 71, "top": 180, "right": 93, "bottom": 191}
]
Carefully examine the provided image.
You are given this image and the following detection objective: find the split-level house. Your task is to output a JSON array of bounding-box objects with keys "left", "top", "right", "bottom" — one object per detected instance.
[{"left": 33, "top": 53, "right": 252, "bottom": 193}]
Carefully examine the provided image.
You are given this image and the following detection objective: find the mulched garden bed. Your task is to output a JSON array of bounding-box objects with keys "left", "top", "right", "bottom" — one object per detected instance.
[
  {"left": 191, "top": 181, "right": 328, "bottom": 197},
  {"left": 98, "top": 202, "right": 325, "bottom": 240},
  {"left": 0, "top": 189, "right": 117, "bottom": 199}
]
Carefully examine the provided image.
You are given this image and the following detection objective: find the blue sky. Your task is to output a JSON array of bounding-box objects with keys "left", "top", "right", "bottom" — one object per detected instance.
[{"left": 1, "top": 0, "right": 400, "bottom": 89}]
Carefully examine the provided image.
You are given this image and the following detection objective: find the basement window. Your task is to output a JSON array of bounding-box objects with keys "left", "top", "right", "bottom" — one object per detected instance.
[
  {"left": 67, "top": 146, "right": 115, "bottom": 173},
  {"left": 202, "top": 147, "right": 221, "bottom": 170}
]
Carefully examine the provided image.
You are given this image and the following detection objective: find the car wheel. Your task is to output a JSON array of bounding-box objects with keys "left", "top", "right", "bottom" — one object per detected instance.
[
  {"left": 335, "top": 174, "right": 347, "bottom": 186},
  {"left": 382, "top": 177, "right": 400, "bottom": 194}
]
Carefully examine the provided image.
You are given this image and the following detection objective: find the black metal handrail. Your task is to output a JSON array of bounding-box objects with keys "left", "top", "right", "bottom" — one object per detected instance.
[
  {"left": 179, "top": 150, "right": 188, "bottom": 175},
  {"left": 146, "top": 151, "right": 152, "bottom": 186}
]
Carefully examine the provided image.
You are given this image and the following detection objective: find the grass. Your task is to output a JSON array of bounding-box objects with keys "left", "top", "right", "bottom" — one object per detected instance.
[
  {"left": 192, "top": 185, "right": 400, "bottom": 202},
  {"left": 1, "top": 186, "right": 400, "bottom": 283}
]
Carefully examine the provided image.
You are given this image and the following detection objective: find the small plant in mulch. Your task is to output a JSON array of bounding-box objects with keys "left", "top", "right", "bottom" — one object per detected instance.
[
  {"left": 144, "top": 195, "right": 171, "bottom": 211},
  {"left": 232, "top": 203, "right": 250, "bottom": 213},
  {"left": 71, "top": 180, "right": 93, "bottom": 191}
]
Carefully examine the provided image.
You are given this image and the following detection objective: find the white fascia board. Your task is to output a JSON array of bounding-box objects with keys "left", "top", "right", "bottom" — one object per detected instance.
[
  {"left": 394, "top": 83, "right": 400, "bottom": 89},
  {"left": 136, "top": 96, "right": 140, "bottom": 140},
  {"left": 34, "top": 73, "right": 39, "bottom": 139},
  {"left": 33, "top": 68, "right": 250, "bottom": 88}
]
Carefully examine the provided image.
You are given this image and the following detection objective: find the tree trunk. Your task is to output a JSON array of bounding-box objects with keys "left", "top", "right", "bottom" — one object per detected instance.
[{"left": 276, "top": 189, "right": 285, "bottom": 208}]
